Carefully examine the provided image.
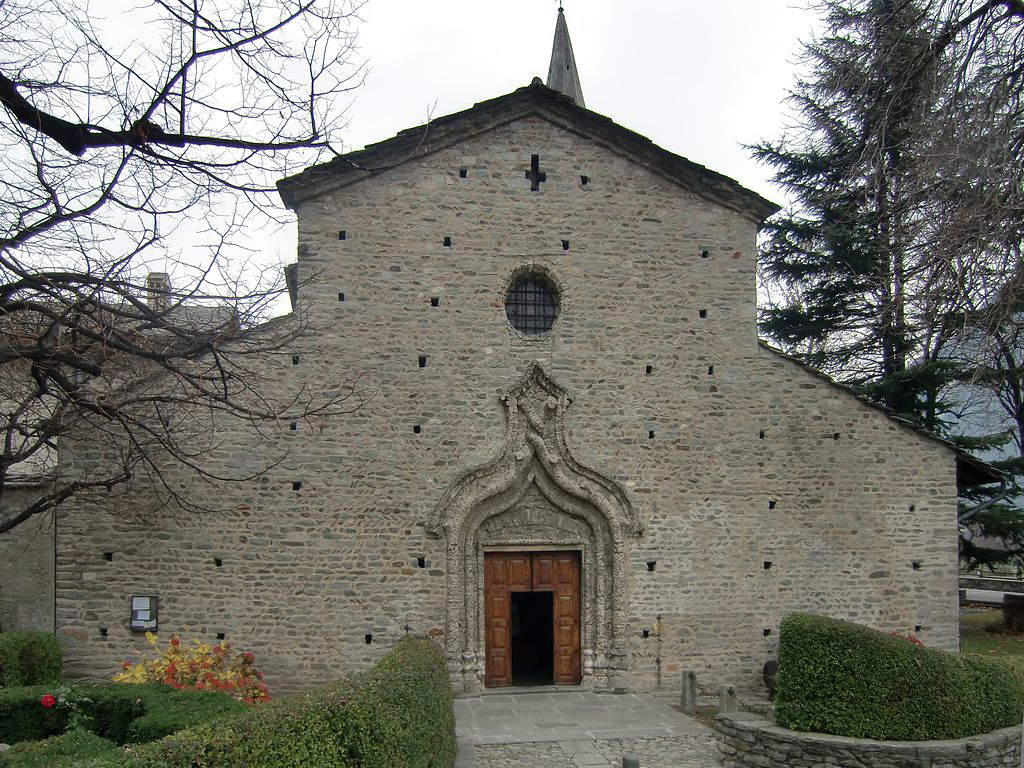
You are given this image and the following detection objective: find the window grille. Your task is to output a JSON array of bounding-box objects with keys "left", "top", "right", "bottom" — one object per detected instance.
[{"left": 505, "top": 275, "right": 559, "bottom": 335}]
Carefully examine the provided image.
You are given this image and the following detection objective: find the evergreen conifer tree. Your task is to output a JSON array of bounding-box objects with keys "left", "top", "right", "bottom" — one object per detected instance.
[
  {"left": 753, "top": 0, "right": 944, "bottom": 418},
  {"left": 755, "top": 0, "right": 1024, "bottom": 571}
]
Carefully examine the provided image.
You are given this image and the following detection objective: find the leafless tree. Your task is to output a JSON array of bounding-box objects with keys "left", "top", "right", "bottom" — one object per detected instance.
[
  {"left": 0, "top": 0, "right": 367, "bottom": 533},
  {"left": 909, "top": 1, "right": 1024, "bottom": 322}
]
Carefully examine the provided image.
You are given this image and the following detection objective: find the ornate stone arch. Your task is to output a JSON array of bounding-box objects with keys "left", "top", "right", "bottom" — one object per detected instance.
[{"left": 428, "top": 362, "right": 641, "bottom": 692}]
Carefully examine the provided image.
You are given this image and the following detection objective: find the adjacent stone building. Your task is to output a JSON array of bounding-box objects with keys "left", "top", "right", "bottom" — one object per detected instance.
[
  {"left": 0, "top": 485, "right": 53, "bottom": 632},
  {"left": 5, "top": 9, "right": 996, "bottom": 695}
]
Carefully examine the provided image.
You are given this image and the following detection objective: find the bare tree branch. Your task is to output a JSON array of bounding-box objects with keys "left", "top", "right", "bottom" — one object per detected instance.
[{"left": 0, "top": 0, "right": 368, "bottom": 532}]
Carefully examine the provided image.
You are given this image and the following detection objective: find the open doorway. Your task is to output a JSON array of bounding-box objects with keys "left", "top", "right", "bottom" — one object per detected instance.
[
  {"left": 510, "top": 590, "right": 553, "bottom": 685},
  {"left": 484, "top": 551, "right": 580, "bottom": 687}
]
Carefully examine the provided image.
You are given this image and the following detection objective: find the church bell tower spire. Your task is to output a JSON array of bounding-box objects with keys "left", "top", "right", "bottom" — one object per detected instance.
[{"left": 546, "top": 4, "right": 585, "bottom": 108}]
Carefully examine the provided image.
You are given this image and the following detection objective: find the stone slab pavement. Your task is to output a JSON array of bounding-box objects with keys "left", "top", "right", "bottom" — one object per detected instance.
[{"left": 453, "top": 690, "right": 720, "bottom": 768}]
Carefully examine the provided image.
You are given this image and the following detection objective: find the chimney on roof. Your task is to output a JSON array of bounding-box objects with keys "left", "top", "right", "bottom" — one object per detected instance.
[
  {"left": 284, "top": 263, "right": 298, "bottom": 311},
  {"left": 147, "top": 272, "right": 171, "bottom": 313},
  {"left": 546, "top": 6, "right": 585, "bottom": 107}
]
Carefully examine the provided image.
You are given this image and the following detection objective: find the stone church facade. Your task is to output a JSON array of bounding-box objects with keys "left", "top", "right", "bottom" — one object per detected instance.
[{"left": 10, "top": 11, "right": 994, "bottom": 695}]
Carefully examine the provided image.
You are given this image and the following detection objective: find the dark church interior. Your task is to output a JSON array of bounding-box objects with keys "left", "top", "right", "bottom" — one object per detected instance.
[{"left": 510, "top": 591, "right": 554, "bottom": 685}]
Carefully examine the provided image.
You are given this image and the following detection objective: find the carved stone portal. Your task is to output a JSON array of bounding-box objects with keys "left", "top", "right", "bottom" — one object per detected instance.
[{"left": 429, "top": 362, "right": 640, "bottom": 693}]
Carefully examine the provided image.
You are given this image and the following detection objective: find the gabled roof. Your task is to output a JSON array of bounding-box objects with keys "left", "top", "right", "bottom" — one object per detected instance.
[
  {"left": 277, "top": 79, "right": 781, "bottom": 221},
  {"left": 760, "top": 341, "right": 1002, "bottom": 487}
]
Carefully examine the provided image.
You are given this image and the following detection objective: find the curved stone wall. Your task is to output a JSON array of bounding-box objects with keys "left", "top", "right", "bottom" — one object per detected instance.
[{"left": 714, "top": 712, "right": 1021, "bottom": 768}]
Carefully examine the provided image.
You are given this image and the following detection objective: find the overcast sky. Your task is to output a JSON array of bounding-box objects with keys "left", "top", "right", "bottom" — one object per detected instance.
[
  {"left": 340, "top": 1, "right": 818, "bottom": 199},
  {"left": 266, "top": 1, "right": 823, "bottom": 296}
]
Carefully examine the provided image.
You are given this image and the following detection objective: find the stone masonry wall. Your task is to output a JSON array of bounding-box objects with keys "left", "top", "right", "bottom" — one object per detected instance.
[
  {"left": 0, "top": 486, "right": 54, "bottom": 632},
  {"left": 54, "top": 114, "right": 960, "bottom": 694},
  {"left": 714, "top": 712, "right": 1021, "bottom": 768}
]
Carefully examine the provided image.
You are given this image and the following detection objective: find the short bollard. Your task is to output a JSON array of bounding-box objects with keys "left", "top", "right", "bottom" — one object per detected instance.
[
  {"left": 622, "top": 754, "right": 640, "bottom": 768},
  {"left": 680, "top": 670, "right": 697, "bottom": 713},
  {"left": 719, "top": 685, "right": 737, "bottom": 713}
]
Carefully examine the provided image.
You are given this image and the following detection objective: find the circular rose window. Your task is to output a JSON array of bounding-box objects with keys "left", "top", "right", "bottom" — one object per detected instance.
[{"left": 505, "top": 273, "right": 559, "bottom": 335}]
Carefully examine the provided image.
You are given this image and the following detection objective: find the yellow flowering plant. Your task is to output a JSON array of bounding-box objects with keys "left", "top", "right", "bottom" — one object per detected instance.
[{"left": 113, "top": 631, "right": 269, "bottom": 704}]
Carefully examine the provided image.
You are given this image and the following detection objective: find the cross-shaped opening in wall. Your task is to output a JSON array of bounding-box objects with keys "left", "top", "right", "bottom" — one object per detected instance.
[{"left": 525, "top": 154, "right": 547, "bottom": 191}]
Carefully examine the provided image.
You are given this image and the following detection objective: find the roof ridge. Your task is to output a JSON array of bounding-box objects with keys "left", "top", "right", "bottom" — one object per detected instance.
[{"left": 277, "top": 80, "right": 779, "bottom": 220}]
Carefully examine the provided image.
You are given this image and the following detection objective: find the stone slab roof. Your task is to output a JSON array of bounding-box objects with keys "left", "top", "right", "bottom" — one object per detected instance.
[
  {"left": 277, "top": 79, "right": 781, "bottom": 222},
  {"left": 761, "top": 341, "right": 1001, "bottom": 487}
]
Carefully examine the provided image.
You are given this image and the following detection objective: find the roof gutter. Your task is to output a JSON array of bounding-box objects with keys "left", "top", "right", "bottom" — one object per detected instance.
[{"left": 957, "top": 476, "right": 1010, "bottom": 525}]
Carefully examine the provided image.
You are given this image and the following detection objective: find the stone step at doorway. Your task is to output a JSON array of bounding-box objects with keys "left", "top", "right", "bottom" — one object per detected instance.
[{"left": 454, "top": 690, "right": 719, "bottom": 768}]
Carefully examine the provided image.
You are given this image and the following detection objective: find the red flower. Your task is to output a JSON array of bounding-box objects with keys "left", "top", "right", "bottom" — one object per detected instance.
[
  {"left": 241, "top": 652, "right": 256, "bottom": 664},
  {"left": 169, "top": 635, "right": 180, "bottom": 647},
  {"left": 40, "top": 694, "right": 56, "bottom": 708}
]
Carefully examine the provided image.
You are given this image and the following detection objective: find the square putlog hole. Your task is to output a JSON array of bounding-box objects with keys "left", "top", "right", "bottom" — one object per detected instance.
[
  {"left": 338, "top": 230, "right": 347, "bottom": 240},
  {"left": 418, "top": 355, "right": 427, "bottom": 368},
  {"left": 430, "top": 297, "right": 440, "bottom": 307},
  {"left": 458, "top": 168, "right": 468, "bottom": 178}
]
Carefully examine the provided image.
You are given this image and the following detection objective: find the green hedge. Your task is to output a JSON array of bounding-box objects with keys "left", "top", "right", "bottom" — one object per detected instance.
[
  {"left": 0, "top": 632, "right": 61, "bottom": 687},
  {"left": 0, "top": 686, "right": 65, "bottom": 744},
  {"left": 0, "top": 730, "right": 116, "bottom": 768},
  {"left": 117, "top": 685, "right": 245, "bottom": 744},
  {"left": 104, "top": 636, "right": 456, "bottom": 768},
  {"left": 0, "top": 683, "right": 242, "bottom": 746},
  {"left": 774, "top": 613, "right": 1024, "bottom": 740}
]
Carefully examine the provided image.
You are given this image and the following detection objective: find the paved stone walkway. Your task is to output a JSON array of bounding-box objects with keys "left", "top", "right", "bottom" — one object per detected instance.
[{"left": 454, "top": 690, "right": 719, "bottom": 767}]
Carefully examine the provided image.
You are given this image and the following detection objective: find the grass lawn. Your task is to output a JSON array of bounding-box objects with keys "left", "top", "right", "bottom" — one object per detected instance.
[{"left": 960, "top": 604, "right": 1024, "bottom": 676}]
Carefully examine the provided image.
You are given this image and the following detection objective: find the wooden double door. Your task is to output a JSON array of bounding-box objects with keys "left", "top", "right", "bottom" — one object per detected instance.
[{"left": 484, "top": 551, "right": 581, "bottom": 687}]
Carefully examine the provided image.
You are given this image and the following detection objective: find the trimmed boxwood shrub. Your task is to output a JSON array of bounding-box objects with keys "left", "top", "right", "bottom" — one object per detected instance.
[
  {"left": 106, "top": 636, "right": 456, "bottom": 768},
  {"left": 0, "top": 686, "right": 64, "bottom": 744},
  {"left": 116, "top": 685, "right": 244, "bottom": 743},
  {"left": 0, "top": 632, "right": 61, "bottom": 687},
  {"left": 0, "top": 730, "right": 117, "bottom": 768},
  {"left": 774, "top": 613, "right": 1024, "bottom": 740},
  {"left": 0, "top": 683, "right": 242, "bottom": 746}
]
